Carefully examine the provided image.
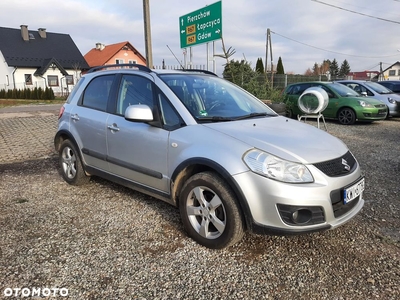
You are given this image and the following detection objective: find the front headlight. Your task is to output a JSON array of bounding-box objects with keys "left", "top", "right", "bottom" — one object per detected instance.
[
  {"left": 243, "top": 149, "right": 314, "bottom": 183},
  {"left": 357, "top": 100, "right": 373, "bottom": 107},
  {"left": 388, "top": 97, "right": 396, "bottom": 104}
]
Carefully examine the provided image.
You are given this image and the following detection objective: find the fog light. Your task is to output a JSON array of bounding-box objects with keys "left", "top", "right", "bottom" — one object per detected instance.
[
  {"left": 277, "top": 204, "right": 325, "bottom": 226},
  {"left": 292, "top": 209, "right": 312, "bottom": 224}
]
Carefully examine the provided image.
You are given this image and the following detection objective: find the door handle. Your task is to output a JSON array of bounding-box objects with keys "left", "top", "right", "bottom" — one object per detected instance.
[
  {"left": 71, "top": 114, "right": 79, "bottom": 121},
  {"left": 107, "top": 124, "right": 120, "bottom": 132}
]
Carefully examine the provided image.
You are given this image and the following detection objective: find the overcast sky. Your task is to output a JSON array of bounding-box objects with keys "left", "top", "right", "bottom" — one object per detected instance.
[{"left": 1, "top": 0, "right": 400, "bottom": 75}]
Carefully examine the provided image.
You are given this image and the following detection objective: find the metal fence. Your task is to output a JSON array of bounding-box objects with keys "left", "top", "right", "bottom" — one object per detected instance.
[{"left": 268, "top": 74, "right": 330, "bottom": 90}]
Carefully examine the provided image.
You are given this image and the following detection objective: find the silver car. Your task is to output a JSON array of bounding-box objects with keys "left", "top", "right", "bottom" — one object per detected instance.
[
  {"left": 54, "top": 65, "right": 365, "bottom": 249},
  {"left": 337, "top": 80, "right": 400, "bottom": 117}
]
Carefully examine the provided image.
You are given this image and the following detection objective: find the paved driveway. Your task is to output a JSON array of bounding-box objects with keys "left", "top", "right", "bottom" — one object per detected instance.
[{"left": 0, "top": 105, "right": 60, "bottom": 163}]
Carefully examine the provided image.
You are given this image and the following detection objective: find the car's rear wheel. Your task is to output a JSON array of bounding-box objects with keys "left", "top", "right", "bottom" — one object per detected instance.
[
  {"left": 179, "top": 172, "right": 244, "bottom": 249},
  {"left": 286, "top": 108, "right": 295, "bottom": 119},
  {"left": 59, "top": 139, "right": 90, "bottom": 185},
  {"left": 338, "top": 108, "right": 356, "bottom": 125}
]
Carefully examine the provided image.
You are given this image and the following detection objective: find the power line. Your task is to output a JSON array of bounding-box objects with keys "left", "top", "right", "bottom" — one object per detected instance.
[
  {"left": 270, "top": 30, "right": 400, "bottom": 59},
  {"left": 311, "top": 0, "right": 400, "bottom": 25}
]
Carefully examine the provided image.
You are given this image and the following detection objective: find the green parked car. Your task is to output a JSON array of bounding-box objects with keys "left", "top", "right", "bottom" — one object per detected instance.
[{"left": 283, "top": 81, "right": 388, "bottom": 125}]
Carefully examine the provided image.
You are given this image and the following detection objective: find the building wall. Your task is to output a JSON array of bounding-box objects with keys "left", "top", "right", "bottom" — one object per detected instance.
[
  {"left": 0, "top": 51, "right": 12, "bottom": 90},
  {"left": 1, "top": 65, "right": 81, "bottom": 96},
  {"left": 106, "top": 49, "right": 146, "bottom": 66},
  {"left": 382, "top": 63, "right": 400, "bottom": 80}
]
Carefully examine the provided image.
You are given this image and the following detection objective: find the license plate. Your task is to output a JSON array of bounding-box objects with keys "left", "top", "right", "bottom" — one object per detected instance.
[{"left": 343, "top": 178, "right": 365, "bottom": 204}]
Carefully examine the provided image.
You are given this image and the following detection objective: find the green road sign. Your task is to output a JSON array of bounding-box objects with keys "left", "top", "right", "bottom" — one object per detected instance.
[{"left": 179, "top": 1, "right": 222, "bottom": 49}]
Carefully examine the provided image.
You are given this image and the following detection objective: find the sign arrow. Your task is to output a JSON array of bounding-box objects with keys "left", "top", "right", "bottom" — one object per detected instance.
[{"left": 181, "top": 30, "right": 185, "bottom": 34}]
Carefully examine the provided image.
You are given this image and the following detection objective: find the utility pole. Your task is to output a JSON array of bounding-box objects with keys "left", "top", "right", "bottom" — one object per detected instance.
[
  {"left": 265, "top": 28, "right": 274, "bottom": 86},
  {"left": 143, "top": 0, "right": 153, "bottom": 68},
  {"left": 265, "top": 29, "right": 268, "bottom": 74}
]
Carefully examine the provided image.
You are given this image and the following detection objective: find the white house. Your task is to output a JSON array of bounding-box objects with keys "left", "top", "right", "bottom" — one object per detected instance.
[
  {"left": 380, "top": 61, "right": 400, "bottom": 81},
  {"left": 0, "top": 25, "right": 89, "bottom": 96}
]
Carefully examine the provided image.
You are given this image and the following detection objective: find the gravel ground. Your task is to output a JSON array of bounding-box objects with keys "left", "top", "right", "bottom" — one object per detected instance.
[{"left": 0, "top": 115, "right": 399, "bottom": 299}]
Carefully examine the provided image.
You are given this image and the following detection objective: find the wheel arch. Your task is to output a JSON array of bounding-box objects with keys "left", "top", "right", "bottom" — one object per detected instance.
[
  {"left": 171, "top": 158, "right": 253, "bottom": 231},
  {"left": 336, "top": 105, "right": 356, "bottom": 115},
  {"left": 54, "top": 130, "right": 78, "bottom": 152},
  {"left": 54, "top": 130, "right": 89, "bottom": 175}
]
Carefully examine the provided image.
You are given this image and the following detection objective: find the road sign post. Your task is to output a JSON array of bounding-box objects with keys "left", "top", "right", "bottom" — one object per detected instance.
[{"left": 179, "top": 1, "right": 222, "bottom": 49}]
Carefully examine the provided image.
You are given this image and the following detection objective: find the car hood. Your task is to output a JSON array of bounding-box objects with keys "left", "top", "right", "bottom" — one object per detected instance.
[
  {"left": 383, "top": 93, "right": 400, "bottom": 101},
  {"left": 357, "top": 95, "right": 398, "bottom": 104},
  {"left": 204, "top": 116, "right": 348, "bottom": 164}
]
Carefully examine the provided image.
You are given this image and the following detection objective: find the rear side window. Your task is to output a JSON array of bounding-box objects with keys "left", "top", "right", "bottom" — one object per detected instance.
[
  {"left": 287, "top": 83, "right": 312, "bottom": 95},
  {"left": 66, "top": 77, "right": 85, "bottom": 104},
  {"left": 82, "top": 75, "right": 114, "bottom": 111}
]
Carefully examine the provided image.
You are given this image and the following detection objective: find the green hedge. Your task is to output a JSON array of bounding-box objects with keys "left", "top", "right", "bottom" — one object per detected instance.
[{"left": 0, "top": 87, "right": 55, "bottom": 100}]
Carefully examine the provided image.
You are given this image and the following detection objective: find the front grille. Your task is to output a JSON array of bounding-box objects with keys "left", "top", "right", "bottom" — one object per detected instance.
[
  {"left": 374, "top": 104, "right": 386, "bottom": 108},
  {"left": 377, "top": 109, "right": 388, "bottom": 116},
  {"left": 313, "top": 151, "right": 357, "bottom": 177}
]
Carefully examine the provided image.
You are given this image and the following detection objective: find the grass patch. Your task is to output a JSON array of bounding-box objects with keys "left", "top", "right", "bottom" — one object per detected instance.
[{"left": 0, "top": 98, "right": 65, "bottom": 109}]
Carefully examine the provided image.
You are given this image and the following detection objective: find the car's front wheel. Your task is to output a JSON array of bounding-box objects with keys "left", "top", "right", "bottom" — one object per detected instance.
[
  {"left": 338, "top": 108, "right": 356, "bottom": 125},
  {"left": 179, "top": 172, "right": 244, "bottom": 249},
  {"left": 59, "top": 139, "right": 90, "bottom": 185}
]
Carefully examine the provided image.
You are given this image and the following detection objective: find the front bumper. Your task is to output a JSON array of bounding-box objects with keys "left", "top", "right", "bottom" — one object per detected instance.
[
  {"left": 388, "top": 102, "right": 400, "bottom": 117},
  {"left": 357, "top": 107, "right": 387, "bottom": 120},
  {"left": 233, "top": 164, "right": 364, "bottom": 235}
]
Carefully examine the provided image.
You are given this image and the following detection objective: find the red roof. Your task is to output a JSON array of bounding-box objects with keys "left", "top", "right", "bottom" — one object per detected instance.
[{"left": 84, "top": 41, "right": 146, "bottom": 67}]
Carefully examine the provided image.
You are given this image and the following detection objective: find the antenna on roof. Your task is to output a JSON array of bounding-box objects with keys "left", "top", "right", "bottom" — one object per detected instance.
[{"left": 167, "top": 45, "right": 185, "bottom": 70}]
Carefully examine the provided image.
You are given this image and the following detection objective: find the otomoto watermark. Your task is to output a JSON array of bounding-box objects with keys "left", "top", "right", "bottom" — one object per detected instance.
[{"left": 3, "top": 287, "right": 68, "bottom": 297}]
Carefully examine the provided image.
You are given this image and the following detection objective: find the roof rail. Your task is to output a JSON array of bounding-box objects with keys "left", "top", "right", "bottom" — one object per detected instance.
[
  {"left": 175, "top": 68, "right": 218, "bottom": 77},
  {"left": 87, "top": 64, "right": 152, "bottom": 74}
]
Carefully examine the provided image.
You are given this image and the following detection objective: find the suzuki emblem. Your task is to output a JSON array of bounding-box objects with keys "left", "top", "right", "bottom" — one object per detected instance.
[{"left": 342, "top": 158, "right": 351, "bottom": 171}]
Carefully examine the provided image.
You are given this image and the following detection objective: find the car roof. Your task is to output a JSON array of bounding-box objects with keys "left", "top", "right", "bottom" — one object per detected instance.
[
  {"left": 336, "top": 80, "right": 366, "bottom": 83},
  {"left": 85, "top": 64, "right": 218, "bottom": 77}
]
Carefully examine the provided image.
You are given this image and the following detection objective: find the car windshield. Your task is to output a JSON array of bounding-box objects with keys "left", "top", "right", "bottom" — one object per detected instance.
[
  {"left": 329, "top": 82, "right": 359, "bottom": 97},
  {"left": 159, "top": 73, "right": 277, "bottom": 122},
  {"left": 364, "top": 81, "right": 393, "bottom": 94}
]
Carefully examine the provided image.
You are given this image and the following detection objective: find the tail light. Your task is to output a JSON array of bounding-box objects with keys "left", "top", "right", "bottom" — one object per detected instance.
[{"left": 58, "top": 106, "right": 65, "bottom": 119}]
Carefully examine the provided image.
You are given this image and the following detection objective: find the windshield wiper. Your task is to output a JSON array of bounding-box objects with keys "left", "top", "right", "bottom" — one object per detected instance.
[
  {"left": 196, "top": 116, "right": 235, "bottom": 122},
  {"left": 235, "top": 112, "right": 275, "bottom": 120}
]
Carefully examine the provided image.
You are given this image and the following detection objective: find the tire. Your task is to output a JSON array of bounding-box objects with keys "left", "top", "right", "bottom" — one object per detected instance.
[
  {"left": 59, "top": 139, "right": 90, "bottom": 185},
  {"left": 338, "top": 108, "right": 356, "bottom": 125},
  {"left": 286, "top": 108, "right": 297, "bottom": 119},
  {"left": 179, "top": 172, "right": 244, "bottom": 249}
]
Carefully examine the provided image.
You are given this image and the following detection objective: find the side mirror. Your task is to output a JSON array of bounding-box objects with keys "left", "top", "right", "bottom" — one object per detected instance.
[
  {"left": 361, "top": 92, "right": 367, "bottom": 97},
  {"left": 124, "top": 104, "right": 153, "bottom": 122}
]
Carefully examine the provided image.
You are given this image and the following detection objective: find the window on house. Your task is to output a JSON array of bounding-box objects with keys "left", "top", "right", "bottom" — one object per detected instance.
[
  {"left": 398, "top": 70, "right": 400, "bottom": 76},
  {"left": 116, "top": 59, "right": 124, "bottom": 64},
  {"left": 128, "top": 60, "right": 137, "bottom": 64},
  {"left": 389, "top": 70, "right": 396, "bottom": 76},
  {"left": 66, "top": 75, "right": 74, "bottom": 85},
  {"left": 25, "top": 74, "right": 32, "bottom": 85},
  {"left": 48, "top": 75, "right": 59, "bottom": 86}
]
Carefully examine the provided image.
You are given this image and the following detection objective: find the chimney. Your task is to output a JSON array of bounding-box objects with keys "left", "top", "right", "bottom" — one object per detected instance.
[
  {"left": 38, "top": 28, "right": 46, "bottom": 38},
  {"left": 95, "top": 43, "right": 105, "bottom": 51},
  {"left": 20, "top": 25, "right": 29, "bottom": 41}
]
